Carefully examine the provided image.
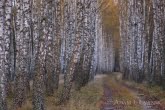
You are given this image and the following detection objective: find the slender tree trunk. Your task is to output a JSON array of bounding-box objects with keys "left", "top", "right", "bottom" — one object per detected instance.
[
  {"left": 0, "top": 0, "right": 12, "bottom": 109},
  {"left": 32, "top": 0, "right": 46, "bottom": 109}
]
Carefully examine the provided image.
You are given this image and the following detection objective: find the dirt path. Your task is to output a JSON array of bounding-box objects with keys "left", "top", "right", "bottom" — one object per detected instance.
[
  {"left": 100, "top": 79, "right": 126, "bottom": 110},
  {"left": 99, "top": 73, "right": 162, "bottom": 110},
  {"left": 100, "top": 83, "right": 114, "bottom": 110}
]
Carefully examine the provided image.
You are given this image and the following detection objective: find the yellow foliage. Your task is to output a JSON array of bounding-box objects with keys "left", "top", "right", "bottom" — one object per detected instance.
[{"left": 101, "top": 0, "right": 120, "bottom": 48}]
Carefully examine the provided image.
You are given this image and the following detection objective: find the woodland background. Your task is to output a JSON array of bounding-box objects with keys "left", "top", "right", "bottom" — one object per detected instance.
[{"left": 0, "top": 0, "right": 165, "bottom": 110}]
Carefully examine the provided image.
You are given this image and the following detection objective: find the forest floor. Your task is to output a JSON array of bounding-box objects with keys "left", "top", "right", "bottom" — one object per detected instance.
[
  {"left": 7, "top": 73, "right": 165, "bottom": 110},
  {"left": 8, "top": 74, "right": 105, "bottom": 110}
]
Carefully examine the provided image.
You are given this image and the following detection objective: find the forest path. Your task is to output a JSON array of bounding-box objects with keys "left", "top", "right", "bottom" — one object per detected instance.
[
  {"left": 99, "top": 73, "right": 160, "bottom": 110},
  {"left": 100, "top": 83, "right": 115, "bottom": 110}
]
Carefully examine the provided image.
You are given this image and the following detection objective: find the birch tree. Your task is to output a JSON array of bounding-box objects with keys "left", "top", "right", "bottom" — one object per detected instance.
[
  {"left": 13, "top": 0, "right": 31, "bottom": 108},
  {"left": 60, "top": 0, "right": 82, "bottom": 103},
  {"left": 119, "top": 0, "right": 165, "bottom": 88},
  {"left": 32, "top": 0, "right": 46, "bottom": 109},
  {"left": 53, "top": 0, "right": 63, "bottom": 90},
  {"left": 0, "top": 0, "right": 12, "bottom": 109}
]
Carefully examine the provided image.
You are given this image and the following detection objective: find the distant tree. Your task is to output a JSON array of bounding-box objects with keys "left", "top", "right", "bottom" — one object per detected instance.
[
  {"left": 53, "top": 0, "right": 63, "bottom": 90},
  {"left": 44, "top": 0, "right": 55, "bottom": 96}
]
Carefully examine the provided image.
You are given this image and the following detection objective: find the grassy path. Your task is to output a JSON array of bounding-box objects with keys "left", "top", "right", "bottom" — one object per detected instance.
[
  {"left": 100, "top": 73, "right": 164, "bottom": 110},
  {"left": 100, "top": 73, "right": 142, "bottom": 110}
]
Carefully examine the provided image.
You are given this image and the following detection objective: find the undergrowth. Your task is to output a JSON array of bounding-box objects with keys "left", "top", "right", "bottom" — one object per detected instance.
[{"left": 7, "top": 77, "right": 103, "bottom": 110}]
